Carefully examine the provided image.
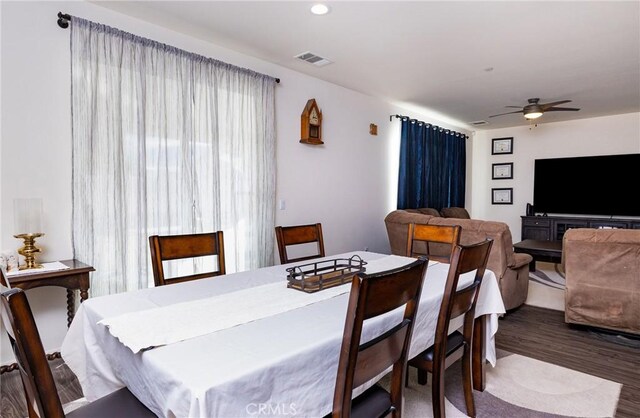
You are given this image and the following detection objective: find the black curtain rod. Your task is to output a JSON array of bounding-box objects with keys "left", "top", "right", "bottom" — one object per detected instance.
[
  {"left": 55, "top": 12, "right": 281, "bottom": 84},
  {"left": 389, "top": 114, "right": 468, "bottom": 138}
]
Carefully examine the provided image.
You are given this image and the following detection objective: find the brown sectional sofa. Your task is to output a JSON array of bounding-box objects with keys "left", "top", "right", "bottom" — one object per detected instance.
[
  {"left": 385, "top": 209, "right": 532, "bottom": 310},
  {"left": 563, "top": 228, "right": 640, "bottom": 335}
]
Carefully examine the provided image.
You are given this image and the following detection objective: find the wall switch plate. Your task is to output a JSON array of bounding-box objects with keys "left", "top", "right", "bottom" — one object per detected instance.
[{"left": 278, "top": 199, "right": 286, "bottom": 210}]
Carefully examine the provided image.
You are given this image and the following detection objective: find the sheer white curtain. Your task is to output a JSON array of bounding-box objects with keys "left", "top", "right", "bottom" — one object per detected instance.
[{"left": 71, "top": 17, "right": 276, "bottom": 296}]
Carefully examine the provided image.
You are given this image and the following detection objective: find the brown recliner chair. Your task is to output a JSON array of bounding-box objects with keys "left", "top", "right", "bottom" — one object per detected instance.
[
  {"left": 385, "top": 209, "right": 532, "bottom": 310},
  {"left": 563, "top": 228, "right": 640, "bottom": 335}
]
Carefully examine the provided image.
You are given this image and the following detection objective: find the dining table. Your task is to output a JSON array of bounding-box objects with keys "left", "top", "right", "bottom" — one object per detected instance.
[{"left": 61, "top": 251, "right": 506, "bottom": 417}]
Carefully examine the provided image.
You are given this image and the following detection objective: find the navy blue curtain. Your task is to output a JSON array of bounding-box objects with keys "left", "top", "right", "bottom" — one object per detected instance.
[{"left": 397, "top": 119, "right": 466, "bottom": 210}]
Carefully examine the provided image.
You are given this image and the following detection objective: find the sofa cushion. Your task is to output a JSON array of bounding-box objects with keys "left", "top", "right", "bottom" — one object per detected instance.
[
  {"left": 440, "top": 207, "right": 471, "bottom": 219},
  {"left": 411, "top": 208, "right": 442, "bottom": 217}
]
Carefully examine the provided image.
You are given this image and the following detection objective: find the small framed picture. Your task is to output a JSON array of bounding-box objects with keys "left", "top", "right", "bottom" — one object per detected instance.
[
  {"left": 492, "top": 162, "right": 513, "bottom": 180},
  {"left": 492, "top": 137, "right": 513, "bottom": 155},
  {"left": 492, "top": 188, "right": 513, "bottom": 205}
]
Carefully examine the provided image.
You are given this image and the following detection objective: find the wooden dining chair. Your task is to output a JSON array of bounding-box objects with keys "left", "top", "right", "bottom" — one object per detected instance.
[
  {"left": 406, "top": 239, "right": 493, "bottom": 418},
  {"left": 0, "top": 288, "right": 156, "bottom": 418},
  {"left": 275, "top": 223, "right": 325, "bottom": 264},
  {"left": 406, "top": 223, "right": 461, "bottom": 263},
  {"left": 329, "top": 257, "right": 429, "bottom": 418},
  {"left": 149, "top": 231, "right": 226, "bottom": 286}
]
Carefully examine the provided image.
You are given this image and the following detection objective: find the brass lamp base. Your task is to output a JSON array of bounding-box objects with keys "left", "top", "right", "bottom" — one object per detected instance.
[{"left": 14, "top": 233, "right": 45, "bottom": 270}]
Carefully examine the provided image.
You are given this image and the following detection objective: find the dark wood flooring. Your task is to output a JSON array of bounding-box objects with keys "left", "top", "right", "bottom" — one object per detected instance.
[
  {"left": 0, "top": 357, "right": 83, "bottom": 418},
  {"left": 2, "top": 305, "right": 638, "bottom": 417},
  {"left": 496, "top": 305, "right": 640, "bottom": 417}
]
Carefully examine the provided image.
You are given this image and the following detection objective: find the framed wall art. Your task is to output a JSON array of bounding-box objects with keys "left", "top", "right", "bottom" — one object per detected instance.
[
  {"left": 492, "top": 162, "right": 513, "bottom": 180},
  {"left": 492, "top": 188, "right": 513, "bottom": 205},
  {"left": 491, "top": 137, "right": 513, "bottom": 155}
]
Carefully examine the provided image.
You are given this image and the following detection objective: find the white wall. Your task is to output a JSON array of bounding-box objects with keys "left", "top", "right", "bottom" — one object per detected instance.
[
  {"left": 470, "top": 113, "right": 640, "bottom": 239},
  {"left": 0, "top": 1, "right": 467, "bottom": 364}
]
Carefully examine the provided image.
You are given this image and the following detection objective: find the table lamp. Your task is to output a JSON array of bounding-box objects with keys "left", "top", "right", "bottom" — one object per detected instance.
[{"left": 13, "top": 198, "right": 44, "bottom": 270}]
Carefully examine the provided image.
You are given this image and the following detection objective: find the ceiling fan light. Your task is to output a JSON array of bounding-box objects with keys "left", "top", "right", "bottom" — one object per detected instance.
[{"left": 524, "top": 111, "right": 543, "bottom": 119}]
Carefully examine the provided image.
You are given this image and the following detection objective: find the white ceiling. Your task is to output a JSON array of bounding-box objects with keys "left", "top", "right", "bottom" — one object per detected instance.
[{"left": 94, "top": 1, "right": 640, "bottom": 130}]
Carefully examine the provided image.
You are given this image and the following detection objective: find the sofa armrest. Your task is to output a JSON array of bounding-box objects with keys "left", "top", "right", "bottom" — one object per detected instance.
[{"left": 510, "top": 252, "right": 532, "bottom": 269}]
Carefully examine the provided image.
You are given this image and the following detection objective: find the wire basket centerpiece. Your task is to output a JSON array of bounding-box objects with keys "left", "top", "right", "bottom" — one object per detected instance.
[{"left": 286, "top": 255, "right": 367, "bottom": 293}]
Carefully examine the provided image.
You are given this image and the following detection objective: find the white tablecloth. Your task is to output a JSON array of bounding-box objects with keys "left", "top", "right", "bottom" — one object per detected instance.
[{"left": 61, "top": 251, "right": 505, "bottom": 418}]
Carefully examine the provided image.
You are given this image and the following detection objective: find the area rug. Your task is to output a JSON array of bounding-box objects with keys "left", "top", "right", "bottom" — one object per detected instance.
[
  {"left": 525, "top": 262, "right": 565, "bottom": 311},
  {"left": 379, "top": 351, "right": 622, "bottom": 418}
]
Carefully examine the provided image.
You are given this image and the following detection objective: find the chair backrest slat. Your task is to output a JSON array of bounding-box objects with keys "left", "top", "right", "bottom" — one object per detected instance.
[
  {"left": 360, "top": 267, "right": 424, "bottom": 320},
  {"left": 352, "top": 321, "right": 409, "bottom": 388},
  {"left": 280, "top": 227, "right": 321, "bottom": 245},
  {"left": 407, "top": 223, "right": 461, "bottom": 263},
  {"left": 149, "top": 231, "right": 226, "bottom": 286},
  {"left": 449, "top": 282, "right": 481, "bottom": 318},
  {"left": 275, "top": 223, "right": 325, "bottom": 264},
  {"left": 155, "top": 234, "right": 220, "bottom": 260}
]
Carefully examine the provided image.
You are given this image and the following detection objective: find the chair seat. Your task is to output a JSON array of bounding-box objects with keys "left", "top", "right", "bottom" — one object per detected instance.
[
  {"left": 66, "top": 387, "right": 156, "bottom": 418},
  {"left": 351, "top": 384, "right": 393, "bottom": 418},
  {"left": 325, "top": 384, "right": 393, "bottom": 418},
  {"left": 412, "top": 330, "right": 465, "bottom": 365}
]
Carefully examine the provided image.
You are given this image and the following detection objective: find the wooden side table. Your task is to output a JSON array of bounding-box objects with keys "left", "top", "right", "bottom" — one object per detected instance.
[{"left": 0, "top": 259, "right": 94, "bottom": 374}]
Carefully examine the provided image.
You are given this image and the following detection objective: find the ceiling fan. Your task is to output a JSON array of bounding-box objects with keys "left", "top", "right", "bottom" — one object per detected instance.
[{"left": 489, "top": 98, "right": 580, "bottom": 120}]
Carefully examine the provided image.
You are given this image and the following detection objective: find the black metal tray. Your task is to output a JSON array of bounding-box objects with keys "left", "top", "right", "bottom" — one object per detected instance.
[{"left": 286, "top": 255, "right": 367, "bottom": 293}]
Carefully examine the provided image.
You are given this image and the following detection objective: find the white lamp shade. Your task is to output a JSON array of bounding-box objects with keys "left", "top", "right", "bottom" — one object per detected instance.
[
  {"left": 524, "top": 112, "right": 543, "bottom": 119},
  {"left": 14, "top": 198, "right": 43, "bottom": 234}
]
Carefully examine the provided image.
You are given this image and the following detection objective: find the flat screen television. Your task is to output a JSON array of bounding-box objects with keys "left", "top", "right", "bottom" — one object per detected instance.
[{"left": 533, "top": 153, "right": 640, "bottom": 217}]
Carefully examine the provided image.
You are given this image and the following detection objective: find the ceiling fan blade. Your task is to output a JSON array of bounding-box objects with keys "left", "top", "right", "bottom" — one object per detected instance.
[
  {"left": 489, "top": 110, "right": 524, "bottom": 117},
  {"left": 541, "top": 100, "right": 571, "bottom": 110},
  {"left": 545, "top": 107, "right": 580, "bottom": 112},
  {"left": 504, "top": 106, "right": 524, "bottom": 108}
]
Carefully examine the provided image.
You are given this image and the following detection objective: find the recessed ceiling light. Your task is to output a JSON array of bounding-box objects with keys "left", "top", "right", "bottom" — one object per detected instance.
[{"left": 310, "top": 4, "right": 330, "bottom": 15}]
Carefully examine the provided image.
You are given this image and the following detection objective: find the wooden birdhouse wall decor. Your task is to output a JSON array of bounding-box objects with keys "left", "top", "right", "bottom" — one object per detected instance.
[{"left": 300, "top": 99, "right": 323, "bottom": 145}]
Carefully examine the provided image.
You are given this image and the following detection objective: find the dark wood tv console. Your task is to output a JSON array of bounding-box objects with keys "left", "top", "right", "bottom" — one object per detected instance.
[{"left": 521, "top": 215, "right": 640, "bottom": 241}]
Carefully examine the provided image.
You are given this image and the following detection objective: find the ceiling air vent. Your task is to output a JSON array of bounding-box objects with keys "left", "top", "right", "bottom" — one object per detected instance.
[
  {"left": 469, "top": 120, "right": 489, "bottom": 126},
  {"left": 295, "top": 51, "right": 332, "bottom": 67}
]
